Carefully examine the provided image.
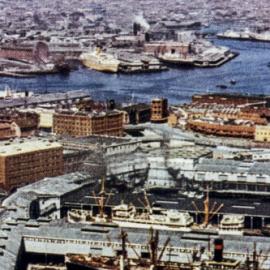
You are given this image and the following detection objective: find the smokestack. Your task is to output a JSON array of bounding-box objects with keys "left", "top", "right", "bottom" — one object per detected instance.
[
  {"left": 213, "top": 238, "right": 223, "bottom": 262},
  {"left": 145, "top": 32, "right": 150, "bottom": 42},
  {"left": 133, "top": 23, "right": 141, "bottom": 36},
  {"left": 108, "top": 99, "right": 115, "bottom": 110}
]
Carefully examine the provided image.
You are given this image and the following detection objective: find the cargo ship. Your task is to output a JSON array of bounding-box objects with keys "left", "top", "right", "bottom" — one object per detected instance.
[
  {"left": 67, "top": 181, "right": 245, "bottom": 236},
  {"left": 65, "top": 229, "right": 242, "bottom": 270},
  {"left": 80, "top": 48, "right": 120, "bottom": 73},
  {"left": 154, "top": 39, "right": 238, "bottom": 68}
]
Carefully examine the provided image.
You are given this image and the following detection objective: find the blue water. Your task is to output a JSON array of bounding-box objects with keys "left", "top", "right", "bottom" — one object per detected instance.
[{"left": 1, "top": 38, "right": 270, "bottom": 104}]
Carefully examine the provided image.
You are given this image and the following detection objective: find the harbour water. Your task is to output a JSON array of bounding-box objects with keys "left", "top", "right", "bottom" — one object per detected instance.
[{"left": 1, "top": 38, "right": 270, "bottom": 104}]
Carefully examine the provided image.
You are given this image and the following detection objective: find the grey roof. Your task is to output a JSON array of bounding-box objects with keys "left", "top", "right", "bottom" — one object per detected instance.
[
  {"left": 0, "top": 90, "right": 90, "bottom": 109},
  {"left": 196, "top": 158, "right": 270, "bottom": 175},
  {"left": 1, "top": 172, "right": 94, "bottom": 221}
]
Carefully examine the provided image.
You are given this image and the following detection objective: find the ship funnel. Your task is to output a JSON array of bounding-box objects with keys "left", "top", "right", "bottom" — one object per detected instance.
[{"left": 213, "top": 238, "right": 223, "bottom": 262}]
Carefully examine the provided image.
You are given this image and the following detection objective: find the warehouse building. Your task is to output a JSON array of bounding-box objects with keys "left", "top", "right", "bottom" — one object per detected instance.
[
  {"left": 0, "top": 139, "right": 63, "bottom": 190},
  {"left": 53, "top": 110, "right": 124, "bottom": 137}
]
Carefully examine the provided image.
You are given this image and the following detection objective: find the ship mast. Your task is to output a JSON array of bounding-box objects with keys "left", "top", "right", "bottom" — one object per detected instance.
[
  {"left": 149, "top": 227, "right": 159, "bottom": 266},
  {"left": 193, "top": 186, "right": 224, "bottom": 227},
  {"left": 92, "top": 177, "right": 112, "bottom": 221},
  {"left": 203, "top": 188, "right": 210, "bottom": 226},
  {"left": 120, "top": 229, "right": 128, "bottom": 270},
  {"left": 99, "top": 177, "right": 106, "bottom": 219},
  {"left": 148, "top": 227, "right": 171, "bottom": 269}
]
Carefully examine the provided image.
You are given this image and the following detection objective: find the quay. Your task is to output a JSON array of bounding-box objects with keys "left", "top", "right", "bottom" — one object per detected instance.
[{"left": 0, "top": 90, "right": 90, "bottom": 109}]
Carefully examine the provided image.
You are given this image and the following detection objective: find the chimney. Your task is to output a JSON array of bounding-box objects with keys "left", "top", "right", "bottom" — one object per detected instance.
[
  {"left": 107, "top": 99, "right": 115, "bottom": 110},
  {"left": 145, "top": 32, "right": 150, "bottom": 42},
  {"left": 213, "top": 238, "right": 223, "bottom": 262},
  {"left": 133, "top": 23, "right": 138, "bottom": 36}
]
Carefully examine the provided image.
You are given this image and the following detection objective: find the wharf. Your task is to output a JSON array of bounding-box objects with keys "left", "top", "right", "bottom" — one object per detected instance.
[
  {"left": 0, "top": 90, "right": 90, "bottom": 109},
  {"left": 0, "top": 71, "right": 34, "bottom": 78}
]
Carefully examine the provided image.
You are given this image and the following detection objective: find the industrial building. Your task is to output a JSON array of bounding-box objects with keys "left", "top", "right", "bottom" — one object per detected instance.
[{"left": 0, "top": 139, "right": 64, "bottom": 190}]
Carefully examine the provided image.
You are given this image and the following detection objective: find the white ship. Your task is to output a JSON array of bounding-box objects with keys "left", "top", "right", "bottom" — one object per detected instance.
[
  {"left": 157, "top": 39, "right": 236, "bottom": 67},
  {"left": 249, "top": 31, "right": 270, "bottom": 42},
  {"left": 68, "top": 204, "right": 194, "bottom": 232},
  {"left": 218, "top": 29, "right": 270, "bottom": 42},
  {"left": 157, "top": 52, "right": 195, "bottom": 66},
  {"left": 111, "top": 202, "right": 194, "bottom": 232},
  {"left": 217, "top": 29, "right": 251, "bottom": 40},
  {"left": 80, "top": 48, "right": 120, "bottom": 73}
]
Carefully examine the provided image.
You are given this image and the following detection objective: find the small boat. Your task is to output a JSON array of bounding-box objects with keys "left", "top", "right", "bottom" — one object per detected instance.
[
  {"left": 230, "top": 79, "right": 236, "bottom": 85},
  {"left": 216, "top": 84, "right": 228, "bottom": 89}
]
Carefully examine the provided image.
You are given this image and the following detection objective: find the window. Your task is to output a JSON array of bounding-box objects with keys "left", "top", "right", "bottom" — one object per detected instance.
[
  {"left": 197, "top": 173, "right": 205, "bottom": 181},
  {"left": 237, "top": 175, "right": 247, "bottom": 181},
  {"left": 218, "top": 174, "right": 228, "bottom": 181}
]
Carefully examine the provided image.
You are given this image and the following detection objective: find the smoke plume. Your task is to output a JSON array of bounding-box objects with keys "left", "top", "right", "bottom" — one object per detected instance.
[{"left": 134, "top": 12, "right": 150, "bottom": 31}]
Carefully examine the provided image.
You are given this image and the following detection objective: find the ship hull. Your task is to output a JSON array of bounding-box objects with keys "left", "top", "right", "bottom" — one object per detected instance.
[
  {"left": 66, "top": 261, "right": 115, "bottom": 270},
  {"left": 158, "top": 57, "right": 195, "bottom": 67},
  {"left": 112, "top": 219, "right": 192, "bottom": 232},
  {"left": 81, "top": 60, "right": 119, "bottom": 73}
]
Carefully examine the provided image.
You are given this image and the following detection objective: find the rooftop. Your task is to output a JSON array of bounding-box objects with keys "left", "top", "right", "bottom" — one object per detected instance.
[
  {"left": 0, "top": 139, "right": 62, "bottom": 157},
  {"left": 196, "top": 158, "right": 270, "bottom": 175}
]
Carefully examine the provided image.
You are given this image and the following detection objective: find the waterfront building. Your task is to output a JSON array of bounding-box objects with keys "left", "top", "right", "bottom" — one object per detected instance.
[
  {"left": 0, "top": 42, "right": 49, "bottom": 63},
  {"left": 0, "top": 139, "right": 63, "bottom": 190},
  {"left": 187, "top": 119, "right": 255, "bottom": 138},
  {"left": 168, "top": 112, "right": 179, "bottom": 127},
  {"left": 255, "top": 125, "right": 270, "bottom": 142},
  {"left": 19, "top": 107, "right": 55, "bottom": 132},
  {"left": 0, "top": 122, "right": 20, "bottom": 140},
  {"left": 0, "top": 110, "right": 39, "bottom": 137},
  {"left": 192, "top": 93, "right": 270, "bottom": 107},
  {"left": 193, "top": 158, "right": 270, "bottom": 195},
  {"left": 150, "top": 98, "right": 168, "bottom": 123},
  {"left": 53, "top": 110, "right": 124, "bottom": 137},
  {"left": 122, "top": 103, "right": 151, "bottom": 125}
]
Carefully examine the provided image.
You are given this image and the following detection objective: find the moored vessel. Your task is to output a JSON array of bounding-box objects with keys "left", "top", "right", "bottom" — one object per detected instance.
[{"left": 80, "top": 48, "right": 120, "bottom": 73}]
